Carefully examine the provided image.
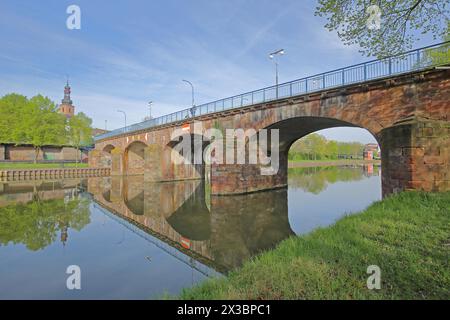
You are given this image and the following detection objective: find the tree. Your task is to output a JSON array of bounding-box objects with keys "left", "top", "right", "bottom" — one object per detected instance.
[
  {"left": 311, "top": 134, "right": 328, "bottom": 159},
  {"left": 0, "top": 94, "right": 67, "bottom": 162},
  {"left": 289, "top": 133, "right": 367, "bottom": 160},
  {"left": 68, "top": 112, "right": 93, "bottom": 165},
  {"left": 424, "top": 21, "right": 450, "bottom": 65},
  {"left": 315, "top": 0, "right": 450, "bottom": 58},
  {"left": 0, "top": 94, "right": 28, "bottom": 143},
  {"left": 21, "top": 95, "right": 66, "bottom": 163},
  {"left": 327, "top": 140, "right": 339, "bottom": 159},
  {"left": 0, "top": 93, "right": 94, "bottom": 163}
]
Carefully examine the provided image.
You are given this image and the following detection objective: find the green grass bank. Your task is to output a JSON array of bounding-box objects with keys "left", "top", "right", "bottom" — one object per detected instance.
[{"left": 180, "top": 192, "right": 450, "bottom": 300}]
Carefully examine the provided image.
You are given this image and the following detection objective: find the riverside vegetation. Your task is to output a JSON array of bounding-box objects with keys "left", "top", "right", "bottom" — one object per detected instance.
[
  {"left": 0, "top": 94, "right": 93, "bottom": 163},
  {"left": 180, "top": 191, "right": 450, "bottom": 300}
]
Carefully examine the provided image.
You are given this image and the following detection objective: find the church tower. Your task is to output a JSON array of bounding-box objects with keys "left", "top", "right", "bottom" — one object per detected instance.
[{"left": 58, "top": 81, "right": 75, "bottom": 118}]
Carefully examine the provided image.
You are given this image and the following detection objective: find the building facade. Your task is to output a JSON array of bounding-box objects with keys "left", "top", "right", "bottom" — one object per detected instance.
[{"left": 363, "top": 143, "right": 380, "bottom": 160}]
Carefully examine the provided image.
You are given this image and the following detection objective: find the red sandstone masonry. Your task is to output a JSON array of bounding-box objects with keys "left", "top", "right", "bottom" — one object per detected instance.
[{"left": 91, "top": 68, "right": 450, "bottom": 196}]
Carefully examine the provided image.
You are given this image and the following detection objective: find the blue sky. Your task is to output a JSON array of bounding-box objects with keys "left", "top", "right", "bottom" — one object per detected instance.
[{"left": 0, "top": 0, "right": 438, "bottom": 143}]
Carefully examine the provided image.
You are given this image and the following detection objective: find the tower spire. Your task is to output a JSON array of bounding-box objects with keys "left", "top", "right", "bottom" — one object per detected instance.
[
  {"left": 58, "top": 79, "right": 75, "bottom": 118},
  {"left": 62, "top": 79, "right": 72, "bottom": 105}
]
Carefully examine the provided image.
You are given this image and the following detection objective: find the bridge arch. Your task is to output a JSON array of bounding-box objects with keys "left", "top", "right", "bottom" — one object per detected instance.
[
  {"left": 262, "top": 115, "right": 383, "bottom": 183},
  {"left": 97, "top": 144, "right": 116, "bottom": 168},
  {"left": 103, "top": 144, "right": 116, "bottom": 153},
  {"left": 124, "top": 141, "right": 148, "bottom": 176},
  {"left": 262, "top": 116, "right": 381, "bottom": 158},
  {"left": 269, "top": 117, "right": 380, "bottom": 189},
  {"left": 210, "top": 115, "right": 383, "bottom": 196},
  {"left": 166, "top": 132, "right": 211, "bottom": 181},
  {"left": 232, "top": 115, "right": 379, "bottom": 163}
]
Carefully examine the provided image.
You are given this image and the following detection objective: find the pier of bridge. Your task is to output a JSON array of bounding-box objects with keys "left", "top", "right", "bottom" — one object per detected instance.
[{"left": 91, "top": 44, "right": 450, "bottom": 196}]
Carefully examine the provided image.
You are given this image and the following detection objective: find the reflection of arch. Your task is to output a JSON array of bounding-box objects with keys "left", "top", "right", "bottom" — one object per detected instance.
[
  {"left": 124, "top": 190, "right": 144, "bottom": 215},
  {"left": 102, "top": 190, "right": 111, "bottom": 202},
  {"left": 210, "top": 188, "right": 294, "bottom": 270},
  {"left": 89, "top": 176, "right": 296, "bottom": 273},
  {"left": 122, "top": 175, "right": 145, "bottom": 215},
  {"left": 166, "top": 183, "right": 211, "bottom": 241},
  {"left": 124, "top": 141, "right": 148, "bottom": 175}
]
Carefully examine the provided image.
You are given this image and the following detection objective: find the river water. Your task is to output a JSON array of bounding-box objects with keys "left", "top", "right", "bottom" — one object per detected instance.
[{"left": 0, "top": 164, "right": 381, "bottom": 299}]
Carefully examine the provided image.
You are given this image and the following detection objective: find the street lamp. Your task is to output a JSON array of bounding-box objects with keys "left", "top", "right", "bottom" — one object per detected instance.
[
  {"left": 182, "top": 79, "right": 196, "bottom": 117},
  {"left": 269, "top": 49, "right": 285, "bottom": 98},
  {"left": 117, "top": 110, "right": 127, "bottom": 131},
  {"left": 148, "top": 101, "right": 153, "bottom": 119}
]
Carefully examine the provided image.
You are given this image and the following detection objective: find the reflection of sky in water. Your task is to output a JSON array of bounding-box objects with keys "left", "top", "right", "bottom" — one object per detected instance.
[
  {"left": 0, "top": 203, "right": 209, "bottom": 299},
  {"left": 288, "top": 174, "right": 381, "bottom": 235}
]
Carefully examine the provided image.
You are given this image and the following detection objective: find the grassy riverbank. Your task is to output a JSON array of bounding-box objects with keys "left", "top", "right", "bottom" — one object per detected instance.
[
  {"left": 0, "top": 163, "right": 88, "bottom": 169},
  {"left": 180, "top": 191, "right": 450, "bottom": 300},
  {"left": 288, "top": 159, "right": 380, "bottom": 168}
]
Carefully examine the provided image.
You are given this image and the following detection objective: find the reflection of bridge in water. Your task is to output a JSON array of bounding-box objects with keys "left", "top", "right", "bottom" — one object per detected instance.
[
  {"left": 87, "top": 176, "right": 294, "bottom": 273},
  {"left": 92, "top": 202, "right": 220, "bottom": 278},
  {"left": 0, "top": 165, "right": 378, "bottom": 273}
]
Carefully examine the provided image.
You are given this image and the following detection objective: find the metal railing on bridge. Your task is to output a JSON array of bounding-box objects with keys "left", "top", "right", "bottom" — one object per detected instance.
[{"left": 95, "top": 42, "right": 450, "bottom": 142}]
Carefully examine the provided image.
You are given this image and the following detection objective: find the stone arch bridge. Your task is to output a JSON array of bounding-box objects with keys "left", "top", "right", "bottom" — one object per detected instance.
[{"left": 91, "top": 45, "right": 450, "bottom": 196}]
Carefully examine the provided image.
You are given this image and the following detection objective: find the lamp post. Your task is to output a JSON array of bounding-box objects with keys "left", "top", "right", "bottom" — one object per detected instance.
[
  {"left": 182, "top": 79, "right": 196, "bottom": 117},
  {"left": 148, "top": 101, "right": 153, "bottom": 119},
  {"left": 269, "top": 49, "right": 285, "bottom": 98},
  {"left": 117, "top": 110, "right": 127, "bottom": 131}
]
